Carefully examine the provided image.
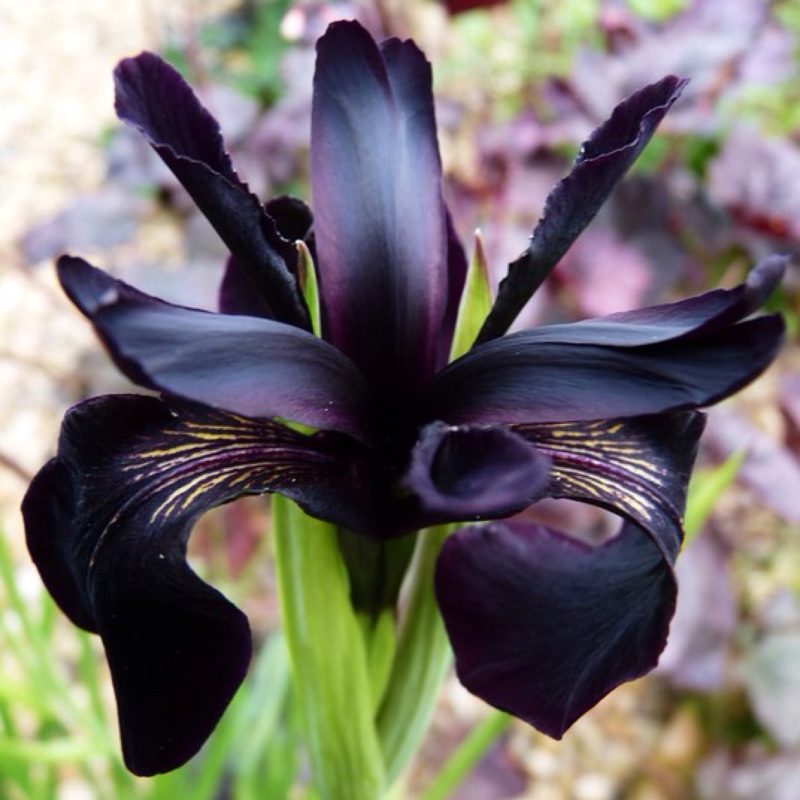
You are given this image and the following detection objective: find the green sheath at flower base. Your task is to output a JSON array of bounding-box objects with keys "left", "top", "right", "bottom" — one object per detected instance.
[
  {"left": 377, "top": 527, "right": 453, "bottom": 784},
  {"left": 272, "top": 495, "right": 386, "bottom": 800},
  {"left": 297, "top": 240, "right": 322, "bottom": 337},
  {"left": 449, "top": 230, "right": 493, "bottom": 361}
]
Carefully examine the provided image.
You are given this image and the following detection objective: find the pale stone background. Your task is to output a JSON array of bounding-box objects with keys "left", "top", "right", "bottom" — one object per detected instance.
[{"left": 0, "top": 0, "right": 237, "bottom": 543}]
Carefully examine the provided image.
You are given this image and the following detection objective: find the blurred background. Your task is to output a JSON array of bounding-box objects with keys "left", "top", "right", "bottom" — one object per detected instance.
[{"left": 2, "top": 0, "right": 800, "bottom": 797}]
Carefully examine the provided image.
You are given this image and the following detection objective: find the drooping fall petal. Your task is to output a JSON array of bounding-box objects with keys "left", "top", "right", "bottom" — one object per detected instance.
[
  {"left": 58, "top": 256, "right": 372, "bottom": 442},
  {"left": 22, "top": 394, "right": 380, "bottom": 774},
  {"left": 311, "top": 21, "right": 448, "bottom": 403},
  {"left": 114, "top": 53, "right": 309, "bottom": 328},
  {"left": 435, "top": 521, "right": 675, "bottom": 738},
  {"left": 515, "top": 411, "right": 705, "bottom": 561}
]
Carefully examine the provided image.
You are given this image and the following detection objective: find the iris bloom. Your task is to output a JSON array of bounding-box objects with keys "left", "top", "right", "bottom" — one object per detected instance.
[{"left": 23, "top": 20, "right": 783, "bottom": 777}]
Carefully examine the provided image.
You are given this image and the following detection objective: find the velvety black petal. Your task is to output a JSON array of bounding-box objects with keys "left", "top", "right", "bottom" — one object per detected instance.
[
  {"left": 219, "top": 197, "right": 315, "bottom": 317},
  {"left": 22, "top": 394, "right": 378, "bottom": 774},
  {"left": 515, "top": 412, "right": 705, "bottom": 561},
  {"left": 403, "top": 421, "right": 550, "bottom": 524},
  {"left": 58, "top": 256, "right": 372, "bottom": 442},
  {"left": 477, "top": 76, "right": 687, "bottom": 343},
  {"left": 436, "top": 211, "right": 470, "bottom": 366},
  {"left": 420, "top": 315, "right": 784, "bottom": 426},
  {"left": 435, "top": 521, "right": 675, "bottom": 738},
  {"left": 114, "top": 53, "right": 309, "bottom": 328},
  {"left": 218, "top": 255, "right": 273, "bottom": 317},
  {"left": 311, "top": 21, "right": 448, "bottom": 402},
  {"left": 521, "top": 256, "right": 786, "bottom": 347}
]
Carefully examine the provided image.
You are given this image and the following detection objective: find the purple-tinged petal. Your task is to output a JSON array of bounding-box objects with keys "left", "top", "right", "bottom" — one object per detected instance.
[
  {"left": 435, "top": 521, "right": 675, "bottom": 738},
  {"left": 114, "top": 53, "right": 309, "bottom": 328},
  {"left": 58, "top": 257, "right": 372, "bottom": 442},
  {"left": 477, "top": 76, "right": 687, "bottom": 343},
  {"left": 22, "top": 394, "right": 379, "bottom": 774},
  {"left": 311, "top": 21, "right": 448, "bottom": 402},
  {"left": 516, "top": 412, "right": 705, "bottom": 561},
  {"left": 218, "top": 197, "right": 315, "bottom": 317},
  {"left": 420, "top": 315, "right": 784, "bottom": 426},
  {"left": 403, "top": 421, "right": 550, "bottom": 525},
  {"left": 436, "top": 211, "right": 470, "bottom": 366},
  {"left": 530, "top": 256, "right": 785, "bottom": 347},
  {"left": 219, "top": 255, "right": 273, "bottom": 317}
]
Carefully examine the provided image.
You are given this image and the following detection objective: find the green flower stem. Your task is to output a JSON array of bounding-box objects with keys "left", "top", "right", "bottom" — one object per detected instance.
[
  {"left": 418, "top": 711, "right": 512, "bottom": 800},
  {"left": 358, "top": 608, "right": 397, "bottom": 711},
  {"left": 377, "top": 526, "right": 453, "bottom": 785},
  {"left": 272, "top": 495, "right": 386, "bottom": 800}
]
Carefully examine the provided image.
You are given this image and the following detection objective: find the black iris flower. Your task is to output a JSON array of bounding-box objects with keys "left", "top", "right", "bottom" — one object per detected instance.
[{"left": 22, "top": 20, "right": 784, "bottom": 777}]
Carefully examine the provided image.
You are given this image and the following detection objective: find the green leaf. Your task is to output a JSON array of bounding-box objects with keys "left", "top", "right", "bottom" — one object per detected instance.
[
  {"left": 377, "top": 527, "right": 453, "bottom": 784},
  {"left": 684, "top": 450, "right": 745, "bottom": 544},
  {"left": 624, "top": 0, "right": 688, "bottom": 21},
  {"left": 297, "top": 240, "right": 321, "bottom": 338},
  {"left": 418, "top": 711, "right": 511, "bottom": 800},
  {"left": 450, "top": 231, "right": 493, "bottom": 361},
  {"left": 272, "top": 496, "right": 385, "bottom": 800}
]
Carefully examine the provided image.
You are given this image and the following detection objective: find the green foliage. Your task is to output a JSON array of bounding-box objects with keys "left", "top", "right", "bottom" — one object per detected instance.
[
  {"left": 442, "top": 0, "right": 603, "bottom": 118},
  {"left": 684, "top": 450, "right": 746, "bottom": 545},
  {"left": 623, "top": 0, "right": 689, "bottom": 21},
  {"left": 161, "top": 0, "right": 293, "bottom": 104},
  {"left": 0, "top": 519, "right": 299, "bottom": 800},
  {"left": 450, "top": 231, "right": 493, "bottom": 361}
]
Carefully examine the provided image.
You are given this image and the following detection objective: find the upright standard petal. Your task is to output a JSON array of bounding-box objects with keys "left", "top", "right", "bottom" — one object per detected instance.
[
  {"left": 22, "top": 394, "right": 378, "bottom": 774},
  {"left": 219, "top": 197, "right": 315, "bottom": 317},
  {"left": 419, "top": 315, "right": 784, "bottom": 425},
  {"left": 435, "top": 521, "right": 675, "bottom": 738},
  {"left": 311, "top": 21, "right": 448, "bottom": 404},
  {"left": 477, "top": 75, "right": 687, "bottom": 343},
  {"left": 114, "top": 53, "right": 309, "bottom": 328},
  {"left": 58, "top": 257, "right": 372, "bottom": 442}
]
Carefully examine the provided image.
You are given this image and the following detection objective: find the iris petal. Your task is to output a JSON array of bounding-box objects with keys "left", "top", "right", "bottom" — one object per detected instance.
[
  {"left": 58, "top": 256, "right": 372, "bottom": 442},
  {"left": 515, "top": 412, "right": 705, "bottom": 560},
  {"left": 420, "top": 315, "right": 784, "bottom": 425},
  {"left": 22, "top": 394, "right": 378, "bottom": 774},
  {"left": 311, "top": 21, "right": 448, "bottom": 402},
  {"left": 219, "top": 197, "right": 315, "bottom": 317},
  {"left": 477, "top": 75, "right": 687, "bottom": 342},
  {"left": 403, "top": 421, "right": 550, "bottom": 525},
  {"left": 114, "top": 53, "right": 309, "bottom": 328},
  {"left": 522, "top": 256, "right": 786, "bottom": 347},
  {"left": 435, "top": 521, "right": 675, "bottom": 738}
]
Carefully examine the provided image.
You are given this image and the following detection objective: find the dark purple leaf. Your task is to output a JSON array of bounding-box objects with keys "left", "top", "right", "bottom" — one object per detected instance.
[
  {"left": 657, "top": 531, "right": 737, "bottom": 691},
  {"left": 442, "top": 0, "right": 507, "bottom": 13},
  {"left": 704, "top": 408, "right": 800, "bottom": 525},
  {"left": 709, "top": 126, "right": 800, "bottom": 240}
]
